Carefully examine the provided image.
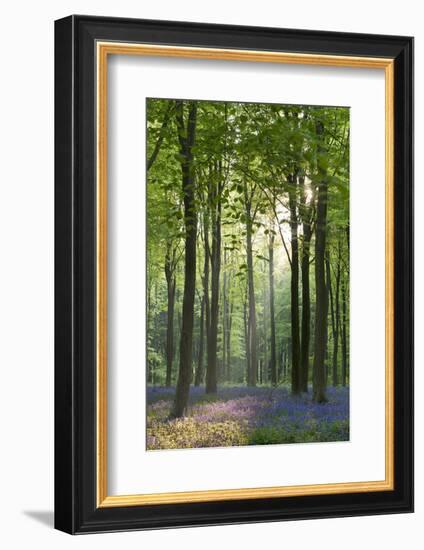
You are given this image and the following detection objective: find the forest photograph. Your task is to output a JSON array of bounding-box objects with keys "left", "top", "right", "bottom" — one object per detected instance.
[{"left": 146, "top": 97, "right": 350, "bottom": 451}]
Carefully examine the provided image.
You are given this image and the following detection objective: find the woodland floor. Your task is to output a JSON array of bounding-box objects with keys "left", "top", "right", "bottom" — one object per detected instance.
[{"left": 146, "top": 385, "right": 349, "bottom": 450}]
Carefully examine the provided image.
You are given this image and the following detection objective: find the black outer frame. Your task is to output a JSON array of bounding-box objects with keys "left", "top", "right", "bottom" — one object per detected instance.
[{"left": 54, "top": 15, "right": 414, "bottom": 534}]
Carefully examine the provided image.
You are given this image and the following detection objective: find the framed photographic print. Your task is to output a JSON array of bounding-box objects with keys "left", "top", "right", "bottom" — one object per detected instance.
[{"left": 54, "top": 15, "right": 413, "bottom": 534}]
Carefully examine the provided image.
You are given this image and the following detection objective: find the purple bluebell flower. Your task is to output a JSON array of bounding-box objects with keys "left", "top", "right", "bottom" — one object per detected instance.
[{"left": 146, "top": 385, "right": 349, "bottom": 450}]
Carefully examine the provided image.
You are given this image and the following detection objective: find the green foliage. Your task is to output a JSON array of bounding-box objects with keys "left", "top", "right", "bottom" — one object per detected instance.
[
  {"left": 146, "top": 97, "right": 350, "bottom": 389},
  {"left": 248, "top": 420, "right": 349, "bottom": 445},
  {"left": 248, "top": 426, "right": 297, "bottom": 445}
]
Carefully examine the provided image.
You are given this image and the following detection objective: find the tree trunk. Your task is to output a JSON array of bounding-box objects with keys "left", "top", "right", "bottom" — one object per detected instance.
[
  {"left": 332, "top": 244, "right": 341, "bottom": 387},
  {"left": 268, "top": 231, "right": 277, "bottom": 385},
  {"left": 147, "top": 276, "right": 153, "bottom": 383},
  {"left": 341, "top": 271, "right": 348, "bottom": 386},
  {"left": 262, "top": 259, "right": 268, "bottom": 385},
  {"left": 288, "top": 175, "right": 301, "bottom": 395},
  {"left": 206, "top": 165, "right": 222, "bottom": 394},
  {"left": 194, "top": 295, "right": 205, "bottom": 386},
  {"left": 164, "top": 244, "right": 176, "bottom": 387},
  {"left": 312, "top": 120, "right": 328, "bottom": 403},
  {"left": 325, "top": 251, "right": 333, "bottom": 386},
  {"left": 202, "top": 212, "right": 211, "bottom": 381},
  {"left": 227, "top": 300, "right": 233, "bottom": 382},
  {"left": 246, "top": 205, "right": 257, "bottom": 386},
  {"left": 172, "top": 101, "right": 198, "bottom": 418},
  {"left": 243, "top": 296, "right": 250, "bottom": 384},
  {"left": 300, "top": 188, "right": 312, "bottom": 393},
  {"left": 222, "top": 249, "right": 227, "bottom": 382}
]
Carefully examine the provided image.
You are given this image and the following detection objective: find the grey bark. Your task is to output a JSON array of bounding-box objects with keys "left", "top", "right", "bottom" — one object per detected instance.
[{"left": 172, "top": 101, "right": 198, "bottom": 418}]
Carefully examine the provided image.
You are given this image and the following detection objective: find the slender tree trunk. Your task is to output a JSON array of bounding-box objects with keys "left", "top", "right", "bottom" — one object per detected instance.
[
  {"left": 194, "top": 295, "right": 205, "bottom": 386},
  {"left": 206, "top": 165, "right": 222, "bottom": 394},
  {"left": 312, "top": 121, "right": 328, "bottom": 403},
  {"left": 285, "top": 341, "right": 290, "bottom": 380},
  {"left": 147, "top": 275, "right": 154, "bottom": 383},
  {"left": 172, "top": 101, "right": 198, "bottom": 418},
  {"left": 332, "top": 244, "right": 341, "bottom": 386},
  {"left": 268, "top": 231, "right": 277, "bottom": 385},
  {"left": 202, "top": 212, "right": 211, "bottom": 378},
  {"left": 246, "top": 209, "right": 257, "bottom": 386},
  {"left": 243, "top": 296, "right": 250, "bottom": 384},
  {"left": 175, "top": 306, "right": 182, "bottom": 362},
  {"left": 278, "top": 341, "right": 283, "bottom": 381},
  {"left": 262, "top": 259, "right": 268, "bottom": 385},
  {"left": 288, "top": 175, "right": 301, "bottom": 394},
  {"left": 227, "top": 300, "right": 233, "bottom": 382},
  {"left": 300, "top": 190, "right": 312, "bottom": 392},
  {"left": 341, "top": 272, "right": 348, "bottom": 386},
  {"left": 325, "top": 252, "right": 333, "bottom": 385},
  {"left": 326, "top": 250, "right": 335, "bottom": 372},
  {"left": 164, "top": 245, "right": 176, "bottom": 387},
  {"left": 222, "top": 249, "right": 227, "bottom": 383}
]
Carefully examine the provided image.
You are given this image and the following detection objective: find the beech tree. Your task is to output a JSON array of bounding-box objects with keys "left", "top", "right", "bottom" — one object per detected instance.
[{"left": 171, "top": 100, "right": 198, "bottom": 417}]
